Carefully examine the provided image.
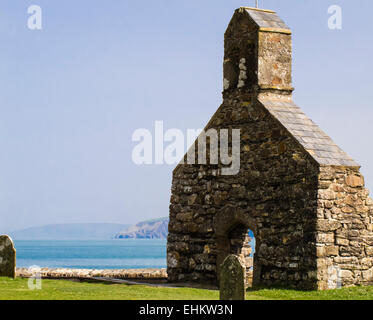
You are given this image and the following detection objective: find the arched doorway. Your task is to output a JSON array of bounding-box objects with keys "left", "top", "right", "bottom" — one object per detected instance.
[
  {"left": 228, "top": 223, "right": 255, "bottom": 287},
  {"left": 214, "top": 205, "right": 260, "bottom": 288}
]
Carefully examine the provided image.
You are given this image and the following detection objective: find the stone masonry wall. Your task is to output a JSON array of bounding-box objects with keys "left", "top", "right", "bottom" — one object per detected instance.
[
  {"left": 316, "top": 167, "right": 373, "bottom": 289},
  {"left": 258, "top": 31, "right": 292, "bottom": 90},
  {"left": 167, "top": 7, "right": 373, "bottom": 290},
  {"left": 168, "top": 93, "right": 321, "bottom": 289},
  {"left": 168, "top": 8, "right": 320, "bottom": 289}
]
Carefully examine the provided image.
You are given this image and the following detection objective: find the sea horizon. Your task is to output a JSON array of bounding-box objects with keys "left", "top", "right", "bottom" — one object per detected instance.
[{"left": 14, "top": 239, "right": 167, "bottom": 270}]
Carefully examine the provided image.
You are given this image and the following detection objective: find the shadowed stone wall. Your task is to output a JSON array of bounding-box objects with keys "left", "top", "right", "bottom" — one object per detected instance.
[{"left": 168, "top": 94, "right": 320, "bottom": 289}]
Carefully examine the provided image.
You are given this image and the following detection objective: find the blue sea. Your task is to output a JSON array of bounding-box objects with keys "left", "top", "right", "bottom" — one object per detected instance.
[{"left": 14, "top": 240, "right": 167, "bottom": 269}]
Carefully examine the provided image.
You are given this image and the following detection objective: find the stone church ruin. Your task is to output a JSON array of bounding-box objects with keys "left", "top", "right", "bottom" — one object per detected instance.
[{"left": 167, "top": 7, "right": 373, "bottom": 290}]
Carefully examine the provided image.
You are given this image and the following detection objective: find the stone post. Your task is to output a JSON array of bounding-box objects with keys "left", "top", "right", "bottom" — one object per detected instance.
[
  {"left": 219, "top": 254, "right": 245, "bottom": 300},
  {"left": 0, "top": 235, "right": 16, "bottom": 279}
]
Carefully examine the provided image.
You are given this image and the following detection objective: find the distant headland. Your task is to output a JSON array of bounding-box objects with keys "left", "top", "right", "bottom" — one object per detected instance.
[{"left": 8, "top": 217, "right": 169, "bottom": 241}]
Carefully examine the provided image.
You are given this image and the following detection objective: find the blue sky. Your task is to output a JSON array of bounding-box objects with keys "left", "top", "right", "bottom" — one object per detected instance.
[{"left": 0, "top": 0, "right": 372, "bottom": 233}]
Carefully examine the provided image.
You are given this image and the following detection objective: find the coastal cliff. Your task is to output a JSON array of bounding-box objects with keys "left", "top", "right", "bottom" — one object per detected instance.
[{"left": 115, "top": 218, "right": 168, "bottom": 239}]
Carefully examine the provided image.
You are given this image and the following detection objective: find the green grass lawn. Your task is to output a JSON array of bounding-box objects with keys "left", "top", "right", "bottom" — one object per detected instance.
[
  {"left": 0, "top": 277, "right": 219, "bottom": 300},
  {"left": 1, "top": 277, "right": 373, "bottom": 300}
]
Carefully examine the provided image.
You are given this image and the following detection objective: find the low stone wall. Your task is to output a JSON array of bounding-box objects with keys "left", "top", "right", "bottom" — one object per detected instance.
[{"left": 17, "top": 268, "right": 167, "bottom": 280}]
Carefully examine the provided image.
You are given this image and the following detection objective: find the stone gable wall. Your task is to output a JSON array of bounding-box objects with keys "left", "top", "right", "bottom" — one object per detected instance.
[{"left": 168, "top": 94, "right": 321, "bottom": 289}]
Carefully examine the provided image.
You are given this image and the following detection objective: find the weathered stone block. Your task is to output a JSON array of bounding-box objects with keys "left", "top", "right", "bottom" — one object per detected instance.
[
  {"left": 167, "top": 251, "right": 180, "bottom": 269},
  {"left": 362, "top": 268, "right": 373, "bottom": 280},
  {"left": 340, "top": 270, "right": 353, "bottom": 280},
  {"left": 176, "top": 212, "right": 193, "bottom": 222},
  {"left": 188, "top": 194, "right": 198, "bottom": 205},
  {"left": 334, "top": 256, "right": 358, "bottom": 264},
  {"left": 318, "top": 190, "right": 336, "bottom": 201},
  {"left": 325, "top": 246, "right": 339, "bottom": 256},
  {"left": 342, "top": 206, "right": 354, "bottom": 214},
  {"left": 316, "top": 246, "right": 326, "bottom": 257},
  {"left": 316, "top": 220, "right": 341, "bottom": 232},
  {"left": 0, "top": 235, "right": 16, "bottom": 279},
  {"left": 346, "top": 175, "right": 364, "bottom": 188},
  {"left": 336, "top": 237, "right": 349, "bottom": 246},
  {"left": 361, "top": 258, "right": 372, "bottom": 268},
  {"left": 366, "top": 197, "right": 373, "bottom": 206},
  {"left": 316, "top": 233, "right": 334, "bottom": 244},
  {"left": 319, "top": 181, "right": 332, "bottom": 189},
  {"left": 366, "top": 247, "right": 373, "bottom": 256},
  {"left": 317, "top": 258, "right": 333, "bottom": 269},
  {"left": 319, "top": 168, "right": 335, "bottom": 181}
]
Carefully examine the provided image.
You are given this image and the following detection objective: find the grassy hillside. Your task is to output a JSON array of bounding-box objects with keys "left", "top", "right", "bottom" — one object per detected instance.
[{"left": 1, "top": 278, "right": 373, "bottom": 300}]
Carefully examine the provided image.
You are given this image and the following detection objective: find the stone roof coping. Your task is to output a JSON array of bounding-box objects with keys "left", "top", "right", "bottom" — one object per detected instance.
[
  {"left": 259, "top": 98, "right": 360, "bottom": 168},
  {"left": 240, "top": 7, "right": 292, "bottom": 35},
  {"left": 240, "top": 7, "right": 276, "bottom": 14}
]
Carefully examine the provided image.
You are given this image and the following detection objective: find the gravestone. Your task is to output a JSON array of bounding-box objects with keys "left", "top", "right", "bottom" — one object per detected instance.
[
  {"left": 219, "top": 254, "right": 245, "bottom": 300},
  {"left": 0, "top": 235, "right": 16, "bottom": 278}
]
